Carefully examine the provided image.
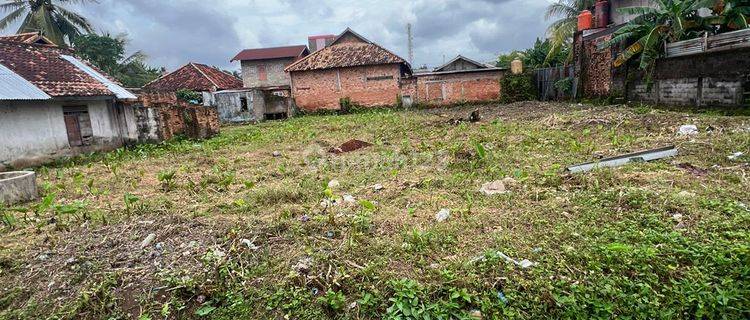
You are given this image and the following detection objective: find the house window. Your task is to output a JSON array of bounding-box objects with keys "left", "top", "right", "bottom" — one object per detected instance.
[
  {"left": 258, "top": 65, "right": 267, "bottom": 81},
  {"left": 63, "top": 106, "right": 93, "bottom": 147},
  {"left": 240, "top": 97, "right": 249, "bottom": 112}
]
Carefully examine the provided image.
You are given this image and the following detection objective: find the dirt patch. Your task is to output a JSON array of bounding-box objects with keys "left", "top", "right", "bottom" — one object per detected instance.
[
  {"left": 0, "top": 214, "right": 241, "bottom": 317},
  {"left": 329, "top": 139, "right": 373, "bottom": 154}
]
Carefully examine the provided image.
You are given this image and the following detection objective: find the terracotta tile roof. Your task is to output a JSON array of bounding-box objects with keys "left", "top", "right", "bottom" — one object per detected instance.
[
  {"left": 231, "top": 45, "right": 309, "bottom": 62},
  {"left": 0, "top": 40, "right": 113, "bottom": 97},
  {"left": 143, "top": 63, "right": 243, "bottom": 92},
  {"left": 0, "top": 32, "right": 55, "bottom": 45},
  {"left": 285, "top": 29, "right": 409, "bottom": 72}
]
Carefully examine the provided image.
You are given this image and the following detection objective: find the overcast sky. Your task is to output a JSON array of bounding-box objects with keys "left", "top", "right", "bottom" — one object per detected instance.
[{"left": 2, "top": 0, "right": 554, "bottom": 71}]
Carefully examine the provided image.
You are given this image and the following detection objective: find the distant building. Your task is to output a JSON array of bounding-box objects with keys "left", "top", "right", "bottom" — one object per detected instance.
[
  {"left": 142, "top": 62, "right": 243, "bottom": 93},
  {"left": 231, "top": 45, "right": 309, "bottom": 88},
  {"left": 308, "top": 34, "right": 336, "bottom": 52},
  {"left": 0, "top": 36, "right": 138, "bottom": 170},
  {"left": 403, "top": 55, "right": 505, "bottom": 105},
  {"left": 285, "top": 28, "right": 412, "bottom": 111}
]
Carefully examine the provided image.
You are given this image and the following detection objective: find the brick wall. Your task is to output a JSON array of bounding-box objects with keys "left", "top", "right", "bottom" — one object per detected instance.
[
  {"left": 581, "top": 34, "right": 613, "bottom": 97},
  {"left": 411, "top": 70, "right": 503, "bottom": 105},
  {"left": 241, "top": 58, "right": 295, "bottom": 88},
  {"left": 131, "top": 93, "right": 220, "bottom": 141},
  {"left": 290, "top": 64, "right": 403, "bottom": 111}
]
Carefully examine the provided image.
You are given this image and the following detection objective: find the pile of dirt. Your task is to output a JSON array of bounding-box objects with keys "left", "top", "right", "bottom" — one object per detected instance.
[{"left": 329, "top": 139, "right": 373, "bottom": 154}]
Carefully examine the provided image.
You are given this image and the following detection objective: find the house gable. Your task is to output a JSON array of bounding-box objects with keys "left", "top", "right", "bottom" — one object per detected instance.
[
  {"left": 331, "top": 28, "right": 371, "bottom": 45},
  {"left": 434, "top": 55, "right": 491, "bottom": 72},
  {"left": 143, "top": 63, "right": 242, "bottom": 92}
]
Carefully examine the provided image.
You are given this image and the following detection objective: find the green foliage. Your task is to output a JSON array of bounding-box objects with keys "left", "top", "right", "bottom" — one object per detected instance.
[
  {"left": 0, "top": 0, "right": 96, "bottom": 46},
  {"left": 176, "top": 89, "right": 203, "bottom": 104},
  {"left": 73, "top": 33, "right": 162, "bottom": 87},
  {"left": 318, "top": 290, "right": 346, "bottom": 312},
  {"left": 499, "top": 73, "right": 537, "bottom": 103},
  {"left": 157, "top": 169, "right": 177, "bottom": 191},
  {"left": 497, "top": 38, "right": 570, "bottom": 68},
  {"left": 554, "top": 77, "right": 574, "bottom": 96}
]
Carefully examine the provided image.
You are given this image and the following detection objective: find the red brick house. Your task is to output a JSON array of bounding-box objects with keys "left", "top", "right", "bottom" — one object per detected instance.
[
  {"left": 285, "top": 28, "right": 412, "bottom": 111},
  {"left": 143, "top": 62, "right": 243, "bottom": 93}
]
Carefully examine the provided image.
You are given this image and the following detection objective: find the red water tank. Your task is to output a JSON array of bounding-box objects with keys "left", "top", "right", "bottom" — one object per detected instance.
[
  {"left": 578, "top": 10, "right": 593, "bottom": 31},
  {"left": 595, "top": 0, "right": 610, "bottom": 28}
]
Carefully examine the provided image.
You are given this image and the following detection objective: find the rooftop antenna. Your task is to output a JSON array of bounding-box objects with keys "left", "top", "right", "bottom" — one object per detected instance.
[{"left": 407, "top": 23, "right": 414, "bottom": 64}]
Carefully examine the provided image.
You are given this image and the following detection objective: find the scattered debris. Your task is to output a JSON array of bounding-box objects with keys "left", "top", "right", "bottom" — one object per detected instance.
[
  {"left": 272, "top": 151, "right": 282, "bottom": 157},
  {"left": 728, "top": 152, "right": 744, "bottom": 160},
  {"left": 469, "top": 109, "right": 481, "bottom": 123},
  {"left": 678, "top": 125, "right": 698, "bottom": 135},
  {"left": 343, "top": 194, "right": 356, "bottom": 204},
  {"left": 373, "top": 184, "right": 384, "bottom": 191},
  {"left": 448, "top": 110, "right": 482, "bottom": 125},
  {"left": 470, "top": 310, "right": 483, "bottom": 319},
  {"left": 677, "top": 163, "right": 708, "bottom": 176},
  {"left": 293, "top": 257, "right": 313, "bottom": 275},
  {"left": 140, "top": 233, "right": 157, "bottom": 249},
  {"left": 299, "top": 214, "right": 310, "bottom": 222},
  {"left": 473, "top": 251, "right": 536, "bottom": 269},
  {"left": 497, "top": 291, "right": 509, "bottom": 304},
  {"left": 327, "top": 179, "right": 340, "bottom": 189},
  {"left": 672, "top": 213, "right": 683, "bottom": 221},
  {"left": 348, "top": 302, "right": 358, "bottom": 310},
  {"left": 325, "top": 231, "right": 336, "bottom": 238},
  {"left": 37, "top": 253, "right": 50, "bottom": 261},
  {"left": 240, "top": 238, "right": 259, "bottom": 251},
  {"left": 155, "top": 242, "right": 165, "bottom": 251},
  {"left": 479, "top": 180, "right": 508, "bottom": 195},
  {"left": 677, "top": 191, "right": 696, "bottom": 198},
  {"left": 435, "top": 209, "right": 451, "bottom": 222},
  {"left": 329, "top": 139, "right": 373, "bottom": 154},
  {"left": 567, "top": 146, "right": 678, "bottom": 173}
]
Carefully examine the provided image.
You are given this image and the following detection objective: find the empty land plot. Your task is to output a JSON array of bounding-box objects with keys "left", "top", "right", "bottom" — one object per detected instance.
[{"left": 1, "top": 102, "right": 749, "bottom": 319}]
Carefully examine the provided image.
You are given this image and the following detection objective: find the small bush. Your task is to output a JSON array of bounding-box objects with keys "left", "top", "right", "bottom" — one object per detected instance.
[
  {"left": 500, "top": 73, "right": 537, "bottom": 103},
  {"left": 176, "top": 89, "right": 203, "bottom": 104}
]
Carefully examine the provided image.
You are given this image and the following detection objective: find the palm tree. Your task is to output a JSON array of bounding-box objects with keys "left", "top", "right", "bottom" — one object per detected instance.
[
  {"left": 0, "top": 0, "right": 96, "bottom": 46},
  {"left": 544, "top": 0, "right": 596, "bottom": 63}
]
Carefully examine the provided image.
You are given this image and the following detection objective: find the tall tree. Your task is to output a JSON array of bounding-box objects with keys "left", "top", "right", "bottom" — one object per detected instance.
[
  {"left": 544, "top": 0, "right": 596, "bottom": 63},
  {"left": 73, "top": 33, "right": 162, "bottom": 88},
  {"left": 0, "top": 0, "right": 96, "bottom": 46}
]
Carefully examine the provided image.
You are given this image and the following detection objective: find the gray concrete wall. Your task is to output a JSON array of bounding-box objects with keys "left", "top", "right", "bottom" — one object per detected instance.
[
  {"left": 0, "top": 99, "right": 131, "bottom": 170},
  {"left": 629, "top": 77, "right": 744, "bottom": 106},
  {"left": 240, "top": 58, "right": 295, "bottom": 88},
  {"left": 214, "top": 91, "right": 256, "bottom": 123}
]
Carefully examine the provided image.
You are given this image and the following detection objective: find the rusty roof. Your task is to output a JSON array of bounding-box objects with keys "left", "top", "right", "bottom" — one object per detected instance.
[
  {"left": 143, "top": 63, "right": 243, "bottom": 92},
  {"left": 231, "top": 45, "right": 309, "bottom": 62},
  {"left": 0, "top": 40, "right": 116, "bottom": 97},
  {"left": 285, "top": 29, "right": 409, "bottom": 72}
]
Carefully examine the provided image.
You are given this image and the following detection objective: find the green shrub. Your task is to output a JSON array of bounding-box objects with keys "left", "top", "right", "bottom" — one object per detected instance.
[
  {"left": 176, "top": 89, "right": 203, "bottom": 104},
  {"left": 500, "top": 73, "right": 537, "bottom": 103}
]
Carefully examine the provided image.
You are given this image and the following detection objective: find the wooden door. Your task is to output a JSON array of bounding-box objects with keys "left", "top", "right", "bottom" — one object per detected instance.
[{"left": 64, "top": 114, "right": 83, "bottom": 147}]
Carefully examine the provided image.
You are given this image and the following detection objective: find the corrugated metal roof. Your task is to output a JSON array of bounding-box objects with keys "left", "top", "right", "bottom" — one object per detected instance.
[
  {"left": 60, "top": 55, "right": 137, "bottom": 99},
  {"left": 0, "top": 63, "right": 51, "bottom": 100}
]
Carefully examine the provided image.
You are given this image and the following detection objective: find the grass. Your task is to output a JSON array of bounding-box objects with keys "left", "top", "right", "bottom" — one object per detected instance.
[{"left": 0, "top": 102, "right": 748, "bottom": 319}]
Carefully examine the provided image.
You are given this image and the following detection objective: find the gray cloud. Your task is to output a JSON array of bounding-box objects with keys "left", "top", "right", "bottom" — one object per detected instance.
[{"left": 1, "top": 0, "right": 553, "bottom": 71}]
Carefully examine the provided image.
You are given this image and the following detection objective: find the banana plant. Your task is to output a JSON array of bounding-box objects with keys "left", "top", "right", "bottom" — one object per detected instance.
[{"left": 603, "top": 0, "right": 715, "bottom": 85}]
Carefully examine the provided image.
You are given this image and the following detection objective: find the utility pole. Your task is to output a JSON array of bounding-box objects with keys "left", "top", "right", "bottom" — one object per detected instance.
[{"left": 407, "top": 23, "right": 414, "bottom": 65}]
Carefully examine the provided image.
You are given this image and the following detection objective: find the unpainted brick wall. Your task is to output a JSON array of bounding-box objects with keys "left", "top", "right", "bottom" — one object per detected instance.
[
  {"left": 134, "top": 92, "right": 220, "bottom": 140},
  {"left": 581, "top": 34, "right": 613, "bottom": 97},
  {"left": 413, "top": 71, "right": 503, "bottom": 105},
  {"left": 290, "top": 64, "right": 403, "bottom": 111}
]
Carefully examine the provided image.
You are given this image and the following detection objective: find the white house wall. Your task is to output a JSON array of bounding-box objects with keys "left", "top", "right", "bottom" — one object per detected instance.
[{"left": 0, "top": 99, "right": 131, "bottom": 170}]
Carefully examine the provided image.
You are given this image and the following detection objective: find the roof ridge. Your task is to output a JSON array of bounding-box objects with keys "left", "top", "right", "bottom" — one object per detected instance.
[
  {"left": 189, "top": 63, "right": 220, "bottom": 89},
  {"left": 284, "top": 43, "right": 331, "bottom": 72}
]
